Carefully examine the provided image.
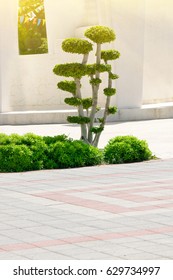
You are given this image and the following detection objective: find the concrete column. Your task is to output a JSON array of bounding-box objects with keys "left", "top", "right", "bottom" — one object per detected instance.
[
  {"left": 110, "top": 0, "right": 146, "bottom": 108},
  {"left": 143, "top": 0, "right": 173, "bottom": 104},
  {"left": 0, "top": 0, "right": 18, "bottom": 112}
]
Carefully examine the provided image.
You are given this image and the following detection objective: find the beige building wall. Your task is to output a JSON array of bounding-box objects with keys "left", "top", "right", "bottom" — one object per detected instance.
[
  {"left": 0, "top": 0, "right": 172, "bottom": 113},
  {"left": 0, "top": 0, "right": 18, "bottom": 112}
]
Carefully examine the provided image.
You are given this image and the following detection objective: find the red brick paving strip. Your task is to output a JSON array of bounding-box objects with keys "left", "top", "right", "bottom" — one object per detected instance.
[
  {"left": 1, "top": 226, "right": 173, "bottom": 252},
  {"left": 32, "top": 192, "right": 173, "bottom": 214}
]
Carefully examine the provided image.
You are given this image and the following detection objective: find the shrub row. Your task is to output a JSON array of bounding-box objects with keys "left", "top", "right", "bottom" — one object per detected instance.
[
  {"left": 0, "top": 133, "right": 153, "bottom": 172},
  {"left": 0, "top": 133, "right": 102, "bottom": 172}
]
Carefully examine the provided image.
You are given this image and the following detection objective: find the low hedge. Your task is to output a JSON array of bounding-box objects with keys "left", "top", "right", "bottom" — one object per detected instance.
[
  {"left": 0, "top": 133, "right": 153, "bottom": 172},
  {"left": 0, "top": 133, "right": 102, "bottom": 172},
  {"left": 103, "top": 135, "right": 153, "bottom": 164}
]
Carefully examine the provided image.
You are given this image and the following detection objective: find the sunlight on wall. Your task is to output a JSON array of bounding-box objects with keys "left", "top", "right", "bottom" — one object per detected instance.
[{"left": 18, "top": 0, "right": 48, "bottom": 55}]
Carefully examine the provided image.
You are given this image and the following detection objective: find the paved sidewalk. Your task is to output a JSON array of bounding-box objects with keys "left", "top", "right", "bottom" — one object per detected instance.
[
  {"left": 0, "top": 158, "right": 173, "bottom": 260},
  {"left": 0, "top": 119, "right": 173, "bottom": 260}
]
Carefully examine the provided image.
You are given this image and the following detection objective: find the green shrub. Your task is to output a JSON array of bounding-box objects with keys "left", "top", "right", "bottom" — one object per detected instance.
[
  {"left": 19, "top": 133, "right": 47, "bottom": 170},
  {"left": 0, "top": 133, "right": 47, "bottom": 171},
  {"left": 0, "top": 133, "right": 103, "bottom": 172},
  {"left": 104, "top": 136, "right": 153, "bottom": 164},
  {"left": 0, "top": 144, "right": 32, "bottom": 172},
  {"left": 46, "top": 140, "right": 103, "bottom": 169},
  {"left": 43, "top": 135, "right": 73, "bottom": 170}
]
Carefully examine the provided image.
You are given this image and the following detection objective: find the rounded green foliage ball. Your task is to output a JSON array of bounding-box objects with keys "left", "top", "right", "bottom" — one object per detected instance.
[
  {"left": 85, "top": 25, "right": 116, "bottom": 44},
  {"left": 62, "top": 38, "right": 93, "bottom": 54},
  {"left": 104, "top": 135, "right": 153, "bottom": 164},
  {"left": 53, "top": 63, "right": 89, "bottom": 78},
  {"left": 109, "top": 73, "right": 119, "bottom": 80},
  {"left": 67, "top": 116, "right": 90, "bottom": 124},
  {"left": 89, "top": 78, "right": 102, "bottom": 86},
  {"left": 101, "top": 50, "right": 120, "bottom": 61},
  {"left": 65, "top": 97, "right": 82, "bottom": 107},
  {"left": 96, "top": 64, "right": 111, "bottom": 73},
  {"left": 104, "top": 88, "right": 116, "bottom": 96},
  {"left": 57, "top": 80, "right": 76, "bottom": 94},
  {"left": 107, "top": 106, "right": 117, "bottom": 115},
  {"left": 82, "top": 98, "right": 93, "bottom": 109}
]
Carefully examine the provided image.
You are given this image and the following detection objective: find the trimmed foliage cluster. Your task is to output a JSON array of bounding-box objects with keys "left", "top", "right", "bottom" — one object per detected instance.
[
  {"left": 0, "top": 133, "right": 102, "bottom": 172},
  {"left": 67, "top": 116, "right": 90, "bottom": 124},
  {"left": 57, "top": 81, "right": 76, "bottom": 94},
  {"left": 53, "top": 63, "right": 90, "bottom": 79},
  {"left": 84, "top": 26, "right": 116, "bottom": 44},
  {"left": 101, "top": 50, "right": 120, "bottom": 62},
  {"left": 104, "top": 136, "right": 153, "bottom": 164},
  {"left": 62, "top": 38, "right": 93, "bottom": 54}
]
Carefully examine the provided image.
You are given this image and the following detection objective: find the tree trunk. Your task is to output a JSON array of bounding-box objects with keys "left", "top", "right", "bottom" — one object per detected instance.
[
  {"left": 88, "top": 43, "right": 101, "bottom": 143},
  {"left": 75, "top": 78, "right": 87, "bottom": 140},
  {"left": 92, "top": 72, "right": 112, "bottom": 147}
]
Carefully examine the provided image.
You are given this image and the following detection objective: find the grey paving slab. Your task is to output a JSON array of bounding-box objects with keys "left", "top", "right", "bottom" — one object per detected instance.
[
  {"left": 15, "top": 247, "right": 73, "bottom": 260},
  {"left": 75, "top": 252, "right": 115, "bottom": 260},
  {"left": 0, "top": 252, "right": 30, "bottom": 260},
  {"left": 122, "top": 252, "right": 164, "bottom": 260}
]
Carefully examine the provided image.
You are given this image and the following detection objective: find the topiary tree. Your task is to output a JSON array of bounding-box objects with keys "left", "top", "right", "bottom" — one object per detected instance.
[{"left": 53, "top": 25, "right": 120, "bottom": 147}]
